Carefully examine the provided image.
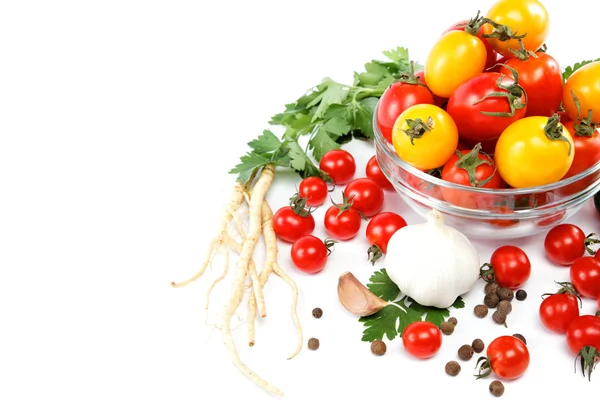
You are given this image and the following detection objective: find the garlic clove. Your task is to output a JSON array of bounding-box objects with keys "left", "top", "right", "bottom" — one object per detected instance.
[{"left": 337, "top": 271, "right": 388, "bottom": 316}]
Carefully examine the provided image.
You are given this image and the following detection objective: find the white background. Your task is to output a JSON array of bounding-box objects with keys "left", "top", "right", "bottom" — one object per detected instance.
[{"left": 1, "top": 0, "right": 600, "bottom": 399}]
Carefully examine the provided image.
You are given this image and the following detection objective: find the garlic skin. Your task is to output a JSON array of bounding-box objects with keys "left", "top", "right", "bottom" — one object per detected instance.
[
  {"left": 337, "top": 271, "right": 387, "bottom": 316},
  {"left": 384, "top": 209, "right": 480, "bottom": 308}
]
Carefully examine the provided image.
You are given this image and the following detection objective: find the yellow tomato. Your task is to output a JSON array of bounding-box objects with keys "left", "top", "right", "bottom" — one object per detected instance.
[
  {"left": 495, "top": 117, "right": 574, "bottom": 188},
  {"left": 483, "top": 0, "right": 549, "bottom": 58},
  {"left": 392, "top": 104, "right": 458, "bottom": 170},
  {"left": 563, "top": 61, "right": 600, "bottom": 124},
  {"left": 424, "top": 30, "right": 487, "bottom": 98}
]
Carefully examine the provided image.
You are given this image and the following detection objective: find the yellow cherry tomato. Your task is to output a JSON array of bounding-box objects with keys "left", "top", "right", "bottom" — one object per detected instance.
[
  {"left": 392, "top": 104, "right": 459, "bottom": 170},
  {"left": 495, "top": 116, "right": 574, "bottom": 188},
  {"left": 563, "top": 61, "right": 600, "bottom": 124},
  {"left": 424, "top": 30, "right": 487, "bottom": 98},
  {"left": 483, "top": 0, "right": 549, "bottom": 58}
]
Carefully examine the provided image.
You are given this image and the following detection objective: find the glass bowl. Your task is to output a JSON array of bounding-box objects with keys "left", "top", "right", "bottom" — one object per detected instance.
[{"left": 373, "top": 102, "right": 600, "bottom": 239}]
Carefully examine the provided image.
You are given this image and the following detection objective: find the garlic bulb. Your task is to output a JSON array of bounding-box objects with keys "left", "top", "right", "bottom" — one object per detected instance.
[{"left": 384, "top": 209, "right": 480, "bottom": 308}]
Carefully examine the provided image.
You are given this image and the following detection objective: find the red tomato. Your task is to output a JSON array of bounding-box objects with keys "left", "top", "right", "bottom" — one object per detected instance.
[
  {"left": 447, "top": 71, "right": 527, "bottom": 144},
  {"left": 324, "top": 198, "right": 362, "bottom": 241},
  {"left": 480, "top": 336, "right": 530, "bottom": 380},
  {"left": 486, "top": 245, "right": 531, "bottom": 289},
  {"left": 500, "top": 52, "right": 563, "bottom": 117},
  {"left": 487, "top": 206, "right": 519, "bottom": 228},
  {"left": 562, "top": 121, "right": 600, "bottom": 179},
  {"left": 343, "top": 178, "right": 384, "bottom": 218},
  {"left": 544, "top": 224, "right": 595, "bottom": 266},
  {"left": 376, "top": 80, "right": 435, "bottom": 143},
  {"left": 402, "top": 321, "right": 442, "bottom": 359},
  {"left": 570, "top": 257, "right": 600, "bottom": 299},
  {"left": 597, "top": 296, "right": 600, "bottom": 311},
  {"left": 443, "top": 19, "right": 499, "bottom": 70},
  {"left": 536, "top": 211, "right": 567, "bottom": 228},
  {"left": 299, "top": 176, "right": 329, "bottom": 207},
  {"left": 539, "top": 292, "right": 580, "bottom": 333},
  {"left": 566, "top": 315, "right": 600, "bottom": 364},
  {"left": 366, "top": 155, "right": 394, "bottom": 190},
  {"left": 272, "top": 206, "right": 315, "bottom": 243},
  {"left": 319, "top": 150, "right": 356, "bottom": 184},
  {"left": 290, "top": 235, "right": 333, "bottom": 274},
  {"left": 366, "top": 212, "right": 407, "bottom": 263},
  {"left": 414, "top": 70, "right": 447, "bottom": 108}
]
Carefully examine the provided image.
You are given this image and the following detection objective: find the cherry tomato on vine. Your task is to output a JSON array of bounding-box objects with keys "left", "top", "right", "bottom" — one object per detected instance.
[
  {"left": 483, "top": 0, "right": 549, "bottom": 58},
  {"left": 539, "top": 292, "right": 581, "bottom": 333},
  {"left": 563, "top": 61, "right": 600, "bottom": 124},
  {"left": 562, "top": 121, "right": 600, "bottom": 179},
  {"left": 365, "top": 155, "right": 393, "bottom": 190},
  {"left": 299, "top": 176, "right": 329, "bottom": 207},
  {"left": 443, "top": 19, "right": 498, "bottom": 70},
  {"left": 544, "top": 224, "right": 598, "bottom": 266},
  {"left": 565, "top": 315, "right": 600, "bottom": 379},
  {"left": 392, "top": 104, "right": 458, "bottom": 170},
  {"left": 414, "top": 70, "right": 447, "bottom": 108},
  {"left": 570, "top": 257, "right": 600, "bottom": 299},
  {"left": 402, "top": 321, "right": 442, "bottom": 359},
  {"left": 477, "top": 336, "right": 530, "bottom": 380},
  {"left": 319, "top": 149, "right": 356, "bottom": 184},
  {"left": 324, "top": 195, "right": 362, "bottom": 241},
  {"left": 343, "top": 178, "right": 384, "bottom": 218},
  {"left": 290, "top": 235, "right": 335, "bottom": 274},
  {"left": 483, "top": 245, "right": 531, "bottom": 289},
  {"left": 366, "top": 212, "right": 407, "bottom": 264},
  {"left": 272, "top": 199, "right": 315, "bottom": 243}
]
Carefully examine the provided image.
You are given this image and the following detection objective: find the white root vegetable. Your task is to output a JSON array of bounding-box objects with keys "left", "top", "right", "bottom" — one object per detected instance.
[{"left": 384, "top": 209, "right": 480, "bottom": 308}]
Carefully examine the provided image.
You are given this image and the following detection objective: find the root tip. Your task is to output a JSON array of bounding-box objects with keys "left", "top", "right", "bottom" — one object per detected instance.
[
  {"left": 170, "top": 282, "right": 177, "bottom": 287},
  {"left": 249, "top": 342, "right": 255, "bottom": 347}
]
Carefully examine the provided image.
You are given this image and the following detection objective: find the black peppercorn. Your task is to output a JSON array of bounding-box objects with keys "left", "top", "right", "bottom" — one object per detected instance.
[
  {"left": 516, "top": 289, "right": 527, "bottom": 301},
  {"left": 472, "top": 338, "right": 485, "bottom": 353},
  {"left": 445, "top": 361, "right": 461, "bottom": 376},
  {"left": 312, "top": 307, "right": 323, "bottom": 319},
  {"left": 484, "top": 293, "right": 500, "bottom": 308},
  {"left": 489, "top": 380, "right": 504, "bottom": 397}
]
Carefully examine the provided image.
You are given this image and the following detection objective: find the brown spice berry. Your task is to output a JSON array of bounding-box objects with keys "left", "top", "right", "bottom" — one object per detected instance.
[
  {"left": 308, "top": 338, "right": 319, "bottom": 350},
  {"left": 440, "top": 321, "right": 455, "bottom": 335},
  {"left": 445, "top": 361, "right": 461, "bottom": 376},
  {"left": 489, "top": 380, "right": 504, "bottom": 397},
  {"left": 516, "top": 289, "right": 527, "bottom": 301},
  {"left": 312, "top": 307, "right": 323, "bottom": 319},
  {"left": 485, "top": 282, "right": 500, "bottom": 295},
  {"left": 497, "top": 287, "right": 514, "bottom": 302},
  {"left": 513, "top": 333, "right": 527, "bottom": 345},
  {"left": 484, "top": 293, "right": 500, "bottom": 308},
  {"left": 472, "top": 338, "right": 485, "bottom": 354},
  {"left": 498, "top": 300, "right": 512, "bottom": 315},
  {"left": 474, "top": 304, "right": 489, "bottom": 318},
  {"left": 370, "top": 340, "right": 386, "bottom": 355},
  {"left": 595, "top": 310, "right": 600, "bottom": 317},
  {"left": 448, "top": 317, "right": 458, "bottom": 326},
  {"left": 458, "top": 344, "right": 474, "bottom": 361},
  {"left": 492, "top": 310, "right": 507, "bottom": 326}
]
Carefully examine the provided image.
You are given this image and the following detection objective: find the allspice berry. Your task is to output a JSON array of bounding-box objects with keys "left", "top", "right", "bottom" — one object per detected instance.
[
  {"left": 485, "top": 282, "right": 500, "bottom": 295},
  {"left": 595, "top": 310, "right": 600, "bottom": 317},
  {"left": 445, "top": 361, "right": 461, "bottom": 376},
  {"left": 458, "top": 344, "right": 474, "bottom": 361},
  {"left": 440, "top": 321, "right": 455, "bottom": 335},
  {"left": 516, "top": 289, "right": 527, "bottom": 301},
  {"left": 472, "top": 338, "right": 485, "bottom": 354},
  {"left": 474, "top": 304, "right": 489, "bottom": 318},
  {"left": 448, "top": 317, "right": 458, "bottom": 326},
  {"left": 498, "top": 300, "right": 512, "bottom": 315},
  {"left": 308, "top": 338, "right": 320, "bottom": 350},
  {"left": 497, "top": 288, "right": 514, "bottom": 302},
  {"left": 484, "top": 293, "right": 500, "bottom": 308},
  {"left": 312, "top": 307, "right": 323, "bottom": 319},
  {"left": 370, "top": 340, "right": 386, "bottom": 356},
  {"left": 513, "top": 333, "right": 527, "bottom": 345},
  {"left": 493, "top": 310, "right": 507, "bottom": 326},
  {"left": 489, "top": 380, "right": 505, "bottom": 397}
]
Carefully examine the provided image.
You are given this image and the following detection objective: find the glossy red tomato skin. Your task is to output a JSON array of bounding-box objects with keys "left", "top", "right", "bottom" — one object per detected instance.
[
  {"left": 324, "top": 206, "right": 362, "bottom": 241},
  {"left": 570, "top": 257, "right": 600, "bottom": 299},
  {"left": 539, "top": 293, "right": 580, "bottom": 333},
  {"left": 486, "top": 336, "right": 530, "bottom": 380},
  {"left": 319, "top": 150, "right": 356, "bottom": 184},
  {"left": 544, "top": 224, "right": 587, "bottom": 266},
  {"left": 597, "top": 296, "right": 600, "bottom": 310},
  {"left": 402, "top": 321, "right": 442, "bottom": 359},
  {"left": 290, "top": 235, "right": 328, "bottom": 274},
  {"left": 566, "top": 315, "right": 600, "bottom": 355},
  {"left": 377, "top": 81, "right": 435, "bottom": 143},
  {"left": 501, "top": 53, "right": 563, "bottom": 117},
  {"left": 272, "top": 207, "right": 315, "bottom": 243},
  {"left": 490, "top": 246, "right": 532, "bottom": 289},
  {"left": 444, "top": 20, "right": 499, "bottom": 70},
  {"left": 343, "top": 178, "right": 385, "bottom": 218},
  {"left": 562, "top": 122, "right": 600, "bottom": 179},
  {"left": 365, "top": 212, "right": 407, "bottom": 254},
  {"left": 414, "top": 70, "right": 447, "bottom": 108},
  {"left": 366, "top": 156, "right": 394, "bottom": 190},
  {"left": 447, "top": 72, "right": 527, "bottom": 144},
  {"left": 299, "top": 177, "right": 328, "bottom": 207}
]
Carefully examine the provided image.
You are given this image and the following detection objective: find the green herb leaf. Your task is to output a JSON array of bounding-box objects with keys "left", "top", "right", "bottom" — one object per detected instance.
[
  {"left": 353, "top": 97, "right": 379, "bottom": 139},
  {"left": 247, "top": 130, "right": 283, "bottom": 153},
  {"left": 366, "top": 269, "right": 400, "bottom": 302},
  {"left": 308, "top": 127, "right": 341, "bottom": 161},
  {"left": 284, "top": 138, "right": 327, "bottom": 180},
  {"left": 383, "top": 46, "right": 410, "bottom": 64},
  {"left": 359, "top": 300, "right": 422, "bottom": 342},
  {"left": 563, "top": 58, "right": 600, "bottom": 82},
  {"left": 308, "top": 78, "right": 348, "bottom": 122},
  {"left": 407, "top": 296, "right": 465, "bottom": 327}
]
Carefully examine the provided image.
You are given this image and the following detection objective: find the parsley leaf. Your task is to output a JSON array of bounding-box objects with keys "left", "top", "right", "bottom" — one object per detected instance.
[
  {"left": 359, "top": 300, "right": 422, "bottom": 342},
  {"left": 383, "top": 47, "right": 409, "bottom": 64},
  {"left": 247, "top": 129, "right": 283, "bottom": 153},
  {"left": 308, "top": 78, "right": 348, "bottom": 122},
  {"left": 366, "top": 268, "right": 400, "bottom": 301},
  {"left": 229, "top": 130, "right": 290, "bottom": 184},
  {"left": 284, "top": 138, "right": 328, "bottom": 180},
  {"left": 407, "top": 296, "right": 465, "bottom": 327},
  {"left": 563, "top": 58, "right": 600, "bottom": 82},
  {"left": 308, "top": 127, "right": 340, "bottom": 161},
  {"left": 353, "top": 97, "right": 378, "bottom": 139}
]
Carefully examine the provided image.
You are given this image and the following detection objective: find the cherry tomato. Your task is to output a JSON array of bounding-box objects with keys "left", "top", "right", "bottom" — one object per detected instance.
[
  {"left": 597, "top": 296, "right": 600, "bottom": 311},
  {"left": 536, "top": 211, "right": 567, "bottom": 228},
  {"left": 495, "top": 116, "right": 574, "bottom": 188},
  {"left": 298, "top": 176, "right": 329, "bottom": 207},
  {"left": 562, "top": 121, "right": 600, "bottom": 179},
  {"left": 414, "top": 70, "right": 447, "bottom": 108},
  {"left": 343, "top": 178, "right": 384, "bottom": 218},
  {"left": 566, "top": 315, "right": 600, "bottom": 356},
  {"left": 443, "top": 20, "right": 499, "bottom": 70},
  {"left": 366, "top": 155, "right": 393, "bottom": 190},
  {"left": 406, "top": 172, "right": 443, "bottom": 201},
  {"left": 447, "top": 71, "right": 527, "bottom": 145},
  {"left": 272, "top": 206, "right": 315, "bottom": 243},
  {"left": 544, "top": 224, "right": 592, "bottom": 266},
  {"left": 539, "top": 293, "right": 580, "bottom": 333},
  {"left": 570, "top": 257, "right": 600, "bottom": 299},
  {"left": 319, "top": 149, "right": 356, "bottom": 184},
  {"left": 500, "top": 52, "right": 562, "bottom": 117},
  {"left": 486, "top": 245, "right": 531, "bottom": 289},
  {"left": 366, "top": 212, "right": 407, "bottom": 263},
  {"left": 487, "top": 206, "right": 519, "bottom": 228},
  {"left": 483, "top": 0, "right": 549, "bottom": 58},
  {"left": 290, "top": 235, "right": 333, "bottom": 274},
  {"left": 392, "top": 104, "right": 459, "bottom": 170},
  {"left": 324, "top": 199, "right": 362, "bottom": 241},
  {"left": 563, "top": 61, "right": 600, "bottom": 124},
  {"left": 377, "top": 80, "right": 435, "bottom": 144},
  {"left": 482, "top": 336, "right": 530, "bottom": 380},
  {"left": 425, "top": 30, "right": 487, "bottom": 98},
  {"left": 402, "top": 321, "right": 442, "bottom": 359}
]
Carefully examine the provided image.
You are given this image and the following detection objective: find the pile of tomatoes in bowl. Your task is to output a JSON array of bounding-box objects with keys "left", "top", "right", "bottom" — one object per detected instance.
[{"left": 373, "top": 0, "right": 600, "bottom": 239}]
